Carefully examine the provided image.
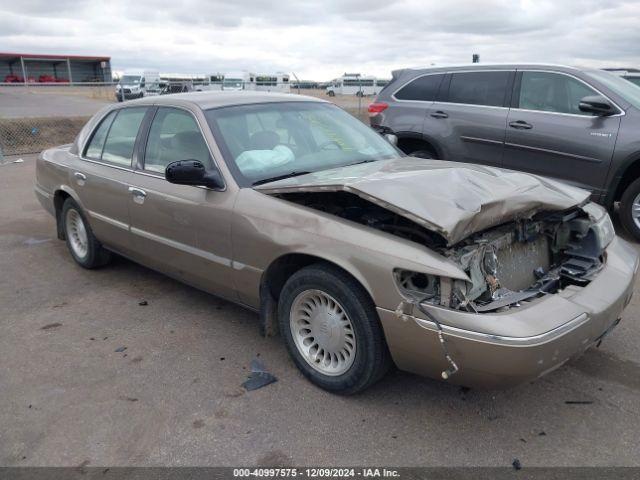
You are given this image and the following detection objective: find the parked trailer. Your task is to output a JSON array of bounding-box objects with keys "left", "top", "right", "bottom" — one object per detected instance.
[
  {"left": 222, "top": 71, "right": 255, "bottom": 91},
  {"left": 254, "top": 72, "right": 290, "bottom": 93},
  {"left": 326, "top": 74, "right": 385, "bottom": 97},
  {"left": 199, "top": 73, "right": 224, "bottom": 91}
]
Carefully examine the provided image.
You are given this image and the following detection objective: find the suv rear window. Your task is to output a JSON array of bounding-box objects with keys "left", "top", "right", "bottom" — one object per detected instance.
[
  {"left": 447, "top": 71, "right": 510, "bottom": 107},
  {"left": 394, "top": 74, "right": 444, "bottom": 101}
]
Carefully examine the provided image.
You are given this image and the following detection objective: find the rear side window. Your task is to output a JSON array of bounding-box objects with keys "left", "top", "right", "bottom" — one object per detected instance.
[
  {"left": 394, "top": 74, "right": 444, "bottom": 101},
  {"left": 144, "top": 107, "right": 212, "bottom": 173},
  {"left": 447, "top": 71, "right": 510, "bottom": 107},
  {"left": 84, "top": 111, "right": 116, "bottom": 160},
  {"left": 101, "top": 108, "right": 147, "bottom": 167},
  {"left": 518, "top": 71, "right": 599, "bottom": 115}
]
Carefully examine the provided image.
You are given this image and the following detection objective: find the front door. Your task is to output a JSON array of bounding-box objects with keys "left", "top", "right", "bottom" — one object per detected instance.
[
  {"left": 127, "top": 106, "right": 237, "bottom": 300},
  {"left": 503, "top": 70, "right": 621, "bottom": 195}
]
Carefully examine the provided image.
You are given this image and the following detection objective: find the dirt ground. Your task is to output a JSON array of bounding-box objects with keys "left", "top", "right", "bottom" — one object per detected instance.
[{"left": 1, "top": 155, "right": 640, "bottom": 467}]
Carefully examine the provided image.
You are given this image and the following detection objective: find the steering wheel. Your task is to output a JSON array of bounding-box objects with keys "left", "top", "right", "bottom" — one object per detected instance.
[{"left": 318, "top": 140, "right": 343, "bottom": 151}]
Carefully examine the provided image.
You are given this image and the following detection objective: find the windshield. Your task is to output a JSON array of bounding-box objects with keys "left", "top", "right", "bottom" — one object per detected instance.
[
  {"left": 120, "top": 75, "right": 141, "bottom": 85},
  {"left": 205, "top": 102, "right": 402, "bottom": 187},
  {"left": 585, "top": 70, "right": 640, "bottom": 109}
]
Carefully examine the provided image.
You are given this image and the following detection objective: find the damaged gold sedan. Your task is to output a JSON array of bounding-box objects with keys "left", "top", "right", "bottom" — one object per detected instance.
[{"left": 35, "top": 92, "right": 638, "bottom": 393}]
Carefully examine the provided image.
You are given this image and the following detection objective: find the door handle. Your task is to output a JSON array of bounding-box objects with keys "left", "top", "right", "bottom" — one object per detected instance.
[
  {"left": 128, "top": 186, "right": 147, "bottom": 204},
  {"left": 509, "top": 120, "right": 533, "bottom": 130},
  {"left": 430, "top": 111, "right": 449, "bottom": 119},
  {"left": 73, "top": 172, "right": 86, "bottom": 186}
]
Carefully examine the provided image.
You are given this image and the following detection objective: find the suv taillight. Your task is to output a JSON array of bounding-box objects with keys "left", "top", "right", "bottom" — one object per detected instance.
[{"left": 368, "top": 102, "right": 388, "bottom": 116}]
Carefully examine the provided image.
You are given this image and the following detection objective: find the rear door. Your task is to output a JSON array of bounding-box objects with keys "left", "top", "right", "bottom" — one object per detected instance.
[
  {"left": 127, "top": 106, "right": 237, "bottom": 300},
  {"left": 424, "top": 70, "right": 513, "bottom": 167},
  {"left": 503, "top": 70, "right": 621, "bottom": 194},
  {"left": 386, "top": 72, "right": 446, "bottom": 144},
  {"left": 74, "top": 107, "right": 148, "bottom": 254}
]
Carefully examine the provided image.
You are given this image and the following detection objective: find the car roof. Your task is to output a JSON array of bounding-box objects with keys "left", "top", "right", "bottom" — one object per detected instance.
[
  {"left": 127, "top": 91, "right": 327, "bottom": 110},
  {"left": 396, "top": 63, "right": 586, "bottom": 74}
]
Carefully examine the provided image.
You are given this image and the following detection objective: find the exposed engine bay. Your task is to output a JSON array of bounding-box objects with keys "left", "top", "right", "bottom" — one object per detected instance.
[{"left": 274, "top": 191, "right": 613, "bottom": 313}]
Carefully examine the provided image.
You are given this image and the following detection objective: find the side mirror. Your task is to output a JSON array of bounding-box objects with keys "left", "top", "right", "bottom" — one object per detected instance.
[
  {"left": 165, "top": 160, "right": 224, "bottom": 189},
  {"left": 579, "top": 95, "right": 616, "bottom": 116}
]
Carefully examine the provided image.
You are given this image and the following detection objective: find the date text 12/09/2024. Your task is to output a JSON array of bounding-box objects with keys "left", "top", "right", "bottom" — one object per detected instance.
[{"left": 233, "top": 468, "right": 400, "bottom": 478}]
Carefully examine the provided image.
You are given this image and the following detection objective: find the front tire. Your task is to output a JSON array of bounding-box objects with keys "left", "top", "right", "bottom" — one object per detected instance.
[
  {"left": 62, "top": 198, "right": 112, "bottom": 269},
  {"left": 620, "top": 177, "right": 640, "bottom": 241},
  {"left": 278, "top": 264, "right": 391, "bottom": 394}
]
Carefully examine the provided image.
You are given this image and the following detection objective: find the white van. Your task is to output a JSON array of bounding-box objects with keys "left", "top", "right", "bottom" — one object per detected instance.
[
  {"left": 222, "top": 72, "right": 255, "bottom": 91},
  {"left": 326, "top": 74, "right": 379, "bottom": 97},
  {"left": 115, "top": 70, "right": 160, "bottom": 101}
]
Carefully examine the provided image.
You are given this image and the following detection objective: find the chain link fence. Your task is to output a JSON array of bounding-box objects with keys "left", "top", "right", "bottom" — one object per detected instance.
[
  {"left": 0, "top": 83, "right": 374, "bottom": 162},
  {"left": 0, "top": 116, "right": 90, "bottom": 160}
]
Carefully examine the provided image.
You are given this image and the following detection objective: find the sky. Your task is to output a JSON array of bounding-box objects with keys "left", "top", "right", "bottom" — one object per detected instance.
[{"left": 1, "top": 0, "right": 639, "bottom": 80}]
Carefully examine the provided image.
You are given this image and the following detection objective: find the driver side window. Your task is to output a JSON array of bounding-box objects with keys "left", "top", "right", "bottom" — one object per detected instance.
[
  {"left": 519, "top": 72, "right": 598, "bottom": 116},
  {"left": 143, "top": 107, "right": 212, "bottom": 174}
]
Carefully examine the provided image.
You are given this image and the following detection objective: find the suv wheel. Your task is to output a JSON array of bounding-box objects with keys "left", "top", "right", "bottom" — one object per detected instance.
[
  {"left": 620, "top": 177, "right": 640, "bottom": 241},
  {"left": 62, "top": 198, "right": 112, "bottom": 268},
  {"left": 278, "top": 264, "right": 391, "bottom": 394}
]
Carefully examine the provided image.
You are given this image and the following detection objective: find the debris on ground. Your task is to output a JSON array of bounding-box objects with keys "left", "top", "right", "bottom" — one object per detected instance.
[
  {"left": 538, "top": 431, "right": 547, "bottom": 436},
  {"left": 242, "top": 358, "right": 277, "bottom": 391},
  {"left": 114, "top": 346, "right": 127, "bottom": 353},
  {"left": 2, "top": 157, "right": 25, "bottom": 165},
  {"left": 565, "top": 400, "right": 594, "bottom": 405},
  {"left": 23, "top": 237, "right": 51, "bottom": 246},
  {"left": 118, "top": 396, "right": 138, "bottom": 402},
  {"left": 138, "top": 300, "right": 148, "bottom": 306},
  {"left": 40, "top": 323, "right": 62, "bottom": 330},
  {"left": 193, "top": 419, "right": 205, "bottom": 429},
  {"left": 512, "top": 458, "right": 522, "bottom": 470}
]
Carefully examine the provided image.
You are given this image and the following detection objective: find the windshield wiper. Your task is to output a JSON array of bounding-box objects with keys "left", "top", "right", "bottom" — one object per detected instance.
[
  {"left": 252, "top": 171, "right": 311, "bottom": 186},
  {"left": 344, "top": 159, "right": 378, "bottom": 167}
]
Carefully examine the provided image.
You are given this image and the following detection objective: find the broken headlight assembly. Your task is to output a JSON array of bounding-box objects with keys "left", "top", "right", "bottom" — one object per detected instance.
[
  {"left": 582, "top": 202, "right": 615, "bottom": 251},
  {"left": 393, "top": 269, "right": 467, "bottom": 309}
]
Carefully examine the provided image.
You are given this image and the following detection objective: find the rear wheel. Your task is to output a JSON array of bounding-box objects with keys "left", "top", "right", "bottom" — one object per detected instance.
[
  {"left": 62, "top": 198, "right": 112, "bottom": 268},
  {"left": 278, "top": 264, "right": 391, "bottom": 394},
  {"left": 620, "top": 177, "right": 640, "bottom": 241}
]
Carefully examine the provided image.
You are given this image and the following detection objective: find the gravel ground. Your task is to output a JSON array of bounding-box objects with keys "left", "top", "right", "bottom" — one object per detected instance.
[{"left": 1, "top": 155, "right": 639, "bottom": 467}]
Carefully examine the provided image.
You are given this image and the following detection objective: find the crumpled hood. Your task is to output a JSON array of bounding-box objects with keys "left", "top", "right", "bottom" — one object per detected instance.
[{"left": 255, "top": 157, "right": 590, "bottom": 245}]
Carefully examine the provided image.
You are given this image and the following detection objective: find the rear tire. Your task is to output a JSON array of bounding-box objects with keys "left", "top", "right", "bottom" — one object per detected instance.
[
  {"left": 619, "top": 177, "right": 640, "bottom": 241},
  {"left": 278, "top": 264, "right": 391, "bottom": 394},
  {"left": 61, "top": 198, "right": 112, "bottom": 269}
]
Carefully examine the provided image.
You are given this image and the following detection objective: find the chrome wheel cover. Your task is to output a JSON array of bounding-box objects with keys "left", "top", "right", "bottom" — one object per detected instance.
[
  {"left": 289, "top": 289, "right": 356, "bottom": 376},
  {"left": 65, "top": 209, "right": 88, "bottom": 259},
  {"left": 632, "top": 192, "right": 640, "bottom": 230}
]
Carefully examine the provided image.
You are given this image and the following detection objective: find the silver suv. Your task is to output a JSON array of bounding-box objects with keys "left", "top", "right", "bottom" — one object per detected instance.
[{"left": 369, "top": 64, "right": 640, "bottom": 239}]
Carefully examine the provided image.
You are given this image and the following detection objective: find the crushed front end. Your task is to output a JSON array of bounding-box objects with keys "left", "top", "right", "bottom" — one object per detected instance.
[{"left": 381, "top": 203, "right": 638, "bottom": 388}]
